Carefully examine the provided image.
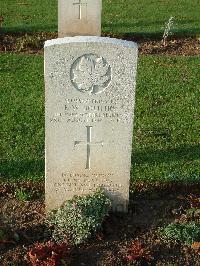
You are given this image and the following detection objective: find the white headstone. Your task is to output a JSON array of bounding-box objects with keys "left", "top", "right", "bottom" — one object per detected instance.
[
  {"left": 58, "top": 0, "right": 102, "bottom": 37},
  {"left": 45, "top": 36, "right": 138, "bottom": 212}
]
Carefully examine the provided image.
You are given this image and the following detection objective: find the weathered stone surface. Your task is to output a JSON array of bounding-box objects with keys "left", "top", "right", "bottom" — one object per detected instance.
[
  {"left": 45, "top": 36, "right": 138, "bottom": 212},
  {"left": 58, "top": 0, "right": 102, "bottom": 37}
]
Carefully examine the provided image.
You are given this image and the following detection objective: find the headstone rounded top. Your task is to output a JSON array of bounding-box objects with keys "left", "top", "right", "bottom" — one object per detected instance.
[{"left": 44, "top": 36, "right": 138, "bottom": 50}]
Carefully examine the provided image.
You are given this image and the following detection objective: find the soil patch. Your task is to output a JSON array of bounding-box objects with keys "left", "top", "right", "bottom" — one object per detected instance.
[
  {"left": 0, "top": 32, "right": 199, "bottom": 56},
  {"left": 0, "top": 182, "right": 199, "bottom": 265}
]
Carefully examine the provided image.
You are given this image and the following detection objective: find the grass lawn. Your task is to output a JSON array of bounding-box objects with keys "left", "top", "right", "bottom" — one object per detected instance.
[
  {"left": 0, "top": 53, "right": 199, "bottom": 184},
  {"left": 0, "top": 0, "right": 199, "bottom": 36}
]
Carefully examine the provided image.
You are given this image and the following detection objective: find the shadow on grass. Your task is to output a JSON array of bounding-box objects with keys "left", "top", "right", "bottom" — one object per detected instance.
[
  {"left": 0, "top": 158, "right": 44, "bottom": 181},
  {"left": 103, "top": 18, "right": 199, "bottom": 29},
  {"left": 1, "top": 23, "right": 198, "bottom": 41},
  {"left": 132, "top": 144, "right": 200, "bottom": 165},
  {"left": 0, "top": 24, "right": 57, "bottom": 34},
  {"left": 1, "top": 144, "right": 199, "bottom": 181},
  {"left": 103, "top": 27, "right": 199, "bottom": 41}
]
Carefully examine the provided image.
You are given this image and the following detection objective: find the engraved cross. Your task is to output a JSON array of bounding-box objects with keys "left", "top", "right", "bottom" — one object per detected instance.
[
  {"left": 73, "top": 0, "right": 87, "bottom": 20},
  {"left": 74, "top": 126, "right": 103, "bottom": 170}
]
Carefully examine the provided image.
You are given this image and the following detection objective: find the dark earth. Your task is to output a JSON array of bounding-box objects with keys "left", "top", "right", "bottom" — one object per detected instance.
[
  {"left": 0, "top": 32, "right": 199, "bottom": 56},
  {"left": 0, "top": 181, "right": 199, "bottom": 265}
]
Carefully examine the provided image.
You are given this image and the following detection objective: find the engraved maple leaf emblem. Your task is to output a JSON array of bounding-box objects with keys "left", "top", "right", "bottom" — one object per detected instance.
[{"left": 71, "top": 55, "right": 111, "bottom": 94}]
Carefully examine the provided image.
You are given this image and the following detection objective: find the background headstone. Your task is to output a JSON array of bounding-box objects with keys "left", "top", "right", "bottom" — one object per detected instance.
[
  {"left": 58, "top": 0, "right": 102, "bottom": 37},
  {"left": 45, "top": 36, "right": 138, "bottom": 212}
]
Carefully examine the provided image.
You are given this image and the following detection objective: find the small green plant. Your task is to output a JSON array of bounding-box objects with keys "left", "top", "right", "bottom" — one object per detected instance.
[
  {"left": 47, "top": 189, "right": 111, "bottom": 244},
  {"left": 162, "top": 16, "right": 174, "bottom": 46},
  {"left": 159, "top": 222, "right": 200, "bottom": 245},
  {"left": 15, "top": 188, "right": 30, "bottom": 201}
]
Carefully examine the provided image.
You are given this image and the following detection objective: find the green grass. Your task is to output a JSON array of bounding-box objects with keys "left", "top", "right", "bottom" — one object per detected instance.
[
  {"left": 0, "top": 0, "right": 199, "bottom": 36},
  {"left": 0, "top": 54, "right": 44, "bottom": 180},
  {"left": 0, "top": 0, "right": 56, "bottom": 32},
  {"left": 132, "top": 55, "right": 200, "bottom": 184},
  {"left": 0, "top": 53, "right": 199, "bottom": 183},
  {"left": 103, "top": 0, "right": 200, "bottom": 37}
]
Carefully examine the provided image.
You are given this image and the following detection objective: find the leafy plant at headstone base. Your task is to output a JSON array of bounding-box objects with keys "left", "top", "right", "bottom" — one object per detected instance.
[
  {"left": 159, "top": 222, "right": 200, "bottom": 245},
  {"left": 28, "top": 241, "right": 71, "bottom": 266},
  {"left": 123, "top": 240, "right": 153, "bottom": 262},
  {"left": 47, "top": 189, "right": 111, "bottom": 244},
  {"left": 162, "top": 16, "right": 174, "bottom": 46}
]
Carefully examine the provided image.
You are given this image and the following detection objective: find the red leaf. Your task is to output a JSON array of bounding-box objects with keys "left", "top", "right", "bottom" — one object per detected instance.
[
  {"left": 28, "top": 241, "right": 71, "bottom": 266},
  {"left": 124, "top": 240, "right": 153, "bottom": 262}
]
